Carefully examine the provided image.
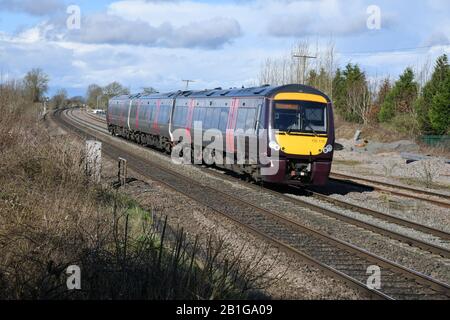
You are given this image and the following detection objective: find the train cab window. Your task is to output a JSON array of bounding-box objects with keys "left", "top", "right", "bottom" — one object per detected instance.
[{"left": 273, "top": 101, "right": 327, "bottom": 133}]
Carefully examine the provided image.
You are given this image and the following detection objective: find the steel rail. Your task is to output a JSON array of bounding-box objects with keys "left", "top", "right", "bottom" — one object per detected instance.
[
  {"left": 330, "top": 173, "right": 450, "bottom": 209},
  {"left": 52, "top": 109, "right": 450, "bottom": 300},
  {"left": 73, "top": 109, "right": 450, "bottom": 257}
]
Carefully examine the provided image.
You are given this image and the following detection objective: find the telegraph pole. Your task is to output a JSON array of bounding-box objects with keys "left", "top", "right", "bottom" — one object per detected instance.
[
  {"left": 182, "top": 80, "right": 195, "bottom": 90},
  {"left": 293, "top": 55, "right": 316, "bottom": 85}
]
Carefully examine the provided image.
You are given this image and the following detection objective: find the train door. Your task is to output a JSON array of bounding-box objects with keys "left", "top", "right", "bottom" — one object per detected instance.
[
  {"left": 226, "top": 98, "right": 239, "bottom": 154},
  {"left": 127, "top": 99, "right": 133, "bottom": 130},
  {"left": 151, "top": 99, "right": 161, "bottom": 135}
]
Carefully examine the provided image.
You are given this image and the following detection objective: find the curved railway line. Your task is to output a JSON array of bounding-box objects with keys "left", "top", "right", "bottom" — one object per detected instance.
[
  {"left": 51, "top": 108, "right": 450, "bottom": 300},
  {"left": 78, "top": 109, "right": 450, "bottom": 256},
  {"left": 87, "top": 109, "right": 450, "bottom": 208}
]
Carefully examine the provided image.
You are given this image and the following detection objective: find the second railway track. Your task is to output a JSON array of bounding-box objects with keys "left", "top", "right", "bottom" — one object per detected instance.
[
  {"left": 73, "top": 108, "right": 450, "bottom": 257},
  {"left": 52, "top": 108, "right": 450, "bottom": 300},
  {"left": 82, "top": 109, "right": 450, "bottom": 208},
  {"left": 330, "top": 172, "right": 450, "bottom": 209}
]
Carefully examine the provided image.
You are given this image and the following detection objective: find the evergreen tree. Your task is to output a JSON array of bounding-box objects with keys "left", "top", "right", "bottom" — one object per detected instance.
[
  {"left": 306, "top": 70, "right": 318, "bottom": 87},
  {"left": 429, "top": 75, "right": 450, "bottom": 134},
  {"left": 376, "top": 78, "right": 391, "bottom": 107},
  {"left": 379, "top": 68, "right": 418, "bottom": 122},
  {"left": 332, "top": 68, "right": 346, "bottom": 115},
  {"left": 332, "top": 64, "right": 368, "bottom": 122},
  {"left": 415, "top": 54, "right": 450, "bottom": 134}
]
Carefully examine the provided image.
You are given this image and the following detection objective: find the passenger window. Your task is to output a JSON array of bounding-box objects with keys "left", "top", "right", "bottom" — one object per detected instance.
[
  {"left": 236, "top": 109, "right": 248, "bottom": 130},
  {"left": 245, "top": 108, "right": 256, "bottom": 131},
  {"left": 218, "top": 108, "right": 229, "bottom": 132},
  {"left": 203, "top": 108, "right": 214, "bottom": 129},
  {"left": 211, "top": 108, "right": 221, "bottom": 129},
  {"left": 193, "top": 108, "right": 200, "bottom": 122}
]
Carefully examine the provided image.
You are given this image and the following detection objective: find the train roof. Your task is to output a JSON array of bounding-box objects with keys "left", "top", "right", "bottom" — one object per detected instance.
[
  {"left": 109, "top": 84, "right": 330, "bottom": 102},
  {"left": 182, "top": 84, "right": 328, "bottom": 100}
]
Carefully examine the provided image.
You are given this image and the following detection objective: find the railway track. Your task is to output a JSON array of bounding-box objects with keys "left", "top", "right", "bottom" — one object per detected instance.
[
  {"left": 330, "top": 173, "right": 450, "bottom": 209},
  {"left": 52, "top": 108, "right": 450, "bottom": 300},
  {"left": 71, "top": 109, "right": 450, "bottom": 258},
  {"left": 82, "top": 111, "right": 450, "bottom": 208},
  {"left": 301, "top": 189, "right": 450, "bottom": 242},
  {"left": 84, "top": 110, "right": 106, "bottom": 124}
]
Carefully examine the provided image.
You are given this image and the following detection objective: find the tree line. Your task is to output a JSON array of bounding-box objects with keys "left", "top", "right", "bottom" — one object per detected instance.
[
  {"left": 85, "top": 82, "right": 131, "bottom": 110},
  {"left": 259, "top": 42, "right": 449, "bottom": 136}
]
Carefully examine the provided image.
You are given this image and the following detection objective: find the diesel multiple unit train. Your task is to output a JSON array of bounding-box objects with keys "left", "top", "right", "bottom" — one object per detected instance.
[{"left": 107, "top": 84, "right": 335, "bottom": 186}]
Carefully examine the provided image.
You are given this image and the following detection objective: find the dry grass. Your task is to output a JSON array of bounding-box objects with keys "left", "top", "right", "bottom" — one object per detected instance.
[
  {"left": 335, "top": 115, "right": 450, "bottom": 158},
  {"left": 0, "top": 81, "right": 277, "bottom": 300},
  {"left": 334, "top": 114, "right": 411, "bottom": 143}
]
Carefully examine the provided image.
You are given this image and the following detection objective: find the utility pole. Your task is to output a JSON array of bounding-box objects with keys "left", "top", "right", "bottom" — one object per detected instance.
[
  {"left": 182, "top": 80, "right": 195, "bottom": 90},
  {"left": 293, "top": 55, "right": 316, "bottom": 85}
]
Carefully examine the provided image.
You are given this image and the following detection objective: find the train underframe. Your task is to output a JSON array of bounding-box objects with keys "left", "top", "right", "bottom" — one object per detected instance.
[{"left": 108, "top": 124, "right": 331, "bottom": 186}]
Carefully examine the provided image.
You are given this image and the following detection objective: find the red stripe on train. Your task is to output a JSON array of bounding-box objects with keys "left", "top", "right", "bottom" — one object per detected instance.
[
  {"left": 226, "top": 98, "right": 239, "bottom": 153},
  {"left": 135, "top": 99, "right": 140, "bottom": 130},
  {"left": 152, "top": 99, "right": 161, "bottom": 133},
  {"left": 186, "top": 99, "right": 196, "bottom": 137}
]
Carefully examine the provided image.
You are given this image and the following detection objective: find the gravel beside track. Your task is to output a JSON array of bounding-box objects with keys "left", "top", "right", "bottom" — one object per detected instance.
[{"left": 52, "top": 108, "right": 450, "bottom": 300}]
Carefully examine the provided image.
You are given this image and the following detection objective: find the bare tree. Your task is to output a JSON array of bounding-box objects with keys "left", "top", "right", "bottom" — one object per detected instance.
[
  {"left": 103, "top": 82, "right": 130, "bottom": 98},
  {"left": 23, "top": 68, "right": 49, "bottom": 103},
  {"left": 86, "top": 84, "right": 103, "bottom": 109},
  {"left": 258, "top": 39, "right": 336, "bottom": 97},
  {"left": 349, "top": 81, "right": 372, "bottom": 125},
  {"left": 142, "top": 87, "right": 159, "bottom": 94},
  {"left": 51, "top": 89, "right": 68, "bottom": 110}
]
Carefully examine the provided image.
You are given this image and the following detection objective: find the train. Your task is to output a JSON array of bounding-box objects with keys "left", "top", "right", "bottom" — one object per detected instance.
[{"left": 107, "top": 84, "right": 335, "bottom": 186}]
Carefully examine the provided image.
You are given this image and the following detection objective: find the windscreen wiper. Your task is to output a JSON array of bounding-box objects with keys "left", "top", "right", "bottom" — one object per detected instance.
[{"left": 305, "top": 124, "right": 319, "bottom": 137}]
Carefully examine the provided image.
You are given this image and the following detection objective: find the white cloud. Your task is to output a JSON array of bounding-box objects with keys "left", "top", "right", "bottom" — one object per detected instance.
[
  {"left": 0, "top": 0, "right": 448, "bottom": 97},
  {"left": 60, "top": 13, "right": 242, "bottom": 49},
  {"left": 0, "top": 0, "right": 63, "bottom": 16},
  {"left": 109, "top": 0, "right": 393, "bottom": 39}
]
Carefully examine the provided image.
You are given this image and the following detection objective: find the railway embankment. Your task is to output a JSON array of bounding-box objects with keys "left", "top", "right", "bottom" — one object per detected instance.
[{"left": 0, "top": 106, "right": 274, "bottom": 299}]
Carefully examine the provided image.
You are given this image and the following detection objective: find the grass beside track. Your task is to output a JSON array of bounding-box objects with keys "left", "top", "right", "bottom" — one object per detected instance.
[{"left": 0, "top": 92, "right": 270, "bottom": 299}]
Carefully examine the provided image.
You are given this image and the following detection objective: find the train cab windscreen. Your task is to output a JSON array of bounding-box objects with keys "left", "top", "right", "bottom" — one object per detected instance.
[{"left": 273, "top": 101, "right": 327, "bottom": 134}]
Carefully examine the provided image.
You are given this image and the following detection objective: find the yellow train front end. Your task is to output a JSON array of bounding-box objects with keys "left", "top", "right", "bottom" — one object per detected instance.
[{"left": 263, "top": 90, "right": 335, "bottom": 186}]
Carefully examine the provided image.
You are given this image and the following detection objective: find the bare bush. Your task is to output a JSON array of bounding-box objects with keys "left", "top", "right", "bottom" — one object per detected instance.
[
  {"left": 417, "top": 159, "right": 442, "bottom": 189},
  {"left": 0, "top": 79, "right": 277, "bottom": 299},
  {"left": 382, "top": 160, "right": 399, "bottom": 178},
  {"left": 405, "top": 158, "right": 443, "bottom": 189}
]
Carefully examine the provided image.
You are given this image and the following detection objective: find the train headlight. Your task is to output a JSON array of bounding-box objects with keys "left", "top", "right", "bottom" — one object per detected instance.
[
  {"left": 269, "top": 141, "right": 281, "bottom": 151},
  {"left": 323, "top": 144, "right": 333, "bottom": 154}
]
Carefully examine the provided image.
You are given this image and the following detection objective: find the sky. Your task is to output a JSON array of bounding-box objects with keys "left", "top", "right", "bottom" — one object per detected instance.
[{"left": 0, "top": 0, "right": 449, "bottom": 97}]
